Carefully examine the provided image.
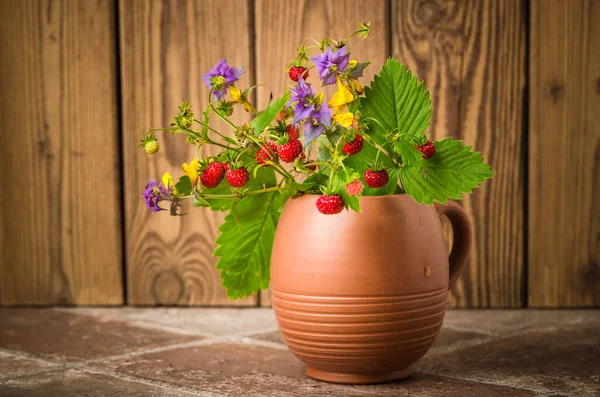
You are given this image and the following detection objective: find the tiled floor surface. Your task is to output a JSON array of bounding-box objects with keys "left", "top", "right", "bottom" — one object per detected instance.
[{"left": 0, "top": 308, "right": 598, "bottom": 396}]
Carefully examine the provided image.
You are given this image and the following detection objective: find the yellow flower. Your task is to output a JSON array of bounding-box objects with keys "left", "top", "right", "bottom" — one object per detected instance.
[
  {"left": 348, "top": 59, "right": 358, "bottom": 69},
  {"left": 350, "top": 78, "right": 364, "bottom": 95},
  {"left": 333, "top": 112, "right": 354, "bottom": 127},
  {"left": 182, "top": 159, "right": 200, "bottom": 186},
  {"left": 229, "top": 86, "right": 243, "bottom": 103},
  {"left": 162, "top": 172, "right": 174, "bottom": 189},
  {"left": 328, "top": 77, "right": 354, "bottom": 109}
]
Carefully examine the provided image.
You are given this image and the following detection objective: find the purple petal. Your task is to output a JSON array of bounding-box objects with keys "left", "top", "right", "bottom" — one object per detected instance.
[
  {"left": 303, "top": 122, "right": 324, "bottom": 147},
  {"left": 314, "top": 104, "right": 331, "bottom": 128},
  {"left": 293, "top": 102, "right": 315, "bottom": 124},
  {"left": 213, "top": 88, "right": 227, "bottom": 100}
]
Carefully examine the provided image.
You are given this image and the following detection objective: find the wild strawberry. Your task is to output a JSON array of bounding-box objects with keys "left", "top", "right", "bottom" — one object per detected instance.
[
  {"left": 316, "top": 195, "right": 344, "bottom": 215},
  {"left": 226, "top": 166, "right": 250, "bottom": 188},
  {"left": 342, "top": 134, "right": 364, "bottom": 155},
  {"left": 345, "top": 180, "right": 363, "bottom": 196},
  {"left": 289, "top": 66, "right": 309, "bottom": 82},
  {"left": 256, "top": 142, "right": 278, "bottom": 165},
  {"left": 286, "top": 124, "right": 300, "bottom": 141},
  {"left": 200, "top": 162, "right": 225, "bottom": 188},
  {"left": 416, "top": 140, "right": 436, "bottom": 159},
  {"left": 364, "top": 168, "right": 389, "bottom": 188},
  {"left": 277, "top": 139, "right": 303, "bottom": 163}
]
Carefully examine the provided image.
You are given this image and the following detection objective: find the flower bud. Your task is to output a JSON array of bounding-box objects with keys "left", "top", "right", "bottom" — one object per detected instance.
[{"left": 144, "top": 139, "right": 159, "bottom": 155}]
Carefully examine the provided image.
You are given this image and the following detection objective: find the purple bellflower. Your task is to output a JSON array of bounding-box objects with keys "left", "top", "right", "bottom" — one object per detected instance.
[
  {"left": 311, "top": 46, "right": 351, "bottom": 86},
  {"left": 202, "top": 58, "right": 244, "bottom": 100}
]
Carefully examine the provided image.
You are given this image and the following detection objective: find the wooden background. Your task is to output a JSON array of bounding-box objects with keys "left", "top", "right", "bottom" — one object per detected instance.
[{"left": 0, "top": 0, "right": 598, "bottom": 308}]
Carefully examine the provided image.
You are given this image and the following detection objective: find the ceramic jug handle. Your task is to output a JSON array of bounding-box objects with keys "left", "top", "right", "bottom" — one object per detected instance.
[{"left": 434, "top": 201, "right": 472, "bottom": 289}]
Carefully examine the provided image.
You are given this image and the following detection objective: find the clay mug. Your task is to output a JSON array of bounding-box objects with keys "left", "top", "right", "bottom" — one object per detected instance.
[{"left": 270, "top": 194, "right": 471, "bottom": 384}]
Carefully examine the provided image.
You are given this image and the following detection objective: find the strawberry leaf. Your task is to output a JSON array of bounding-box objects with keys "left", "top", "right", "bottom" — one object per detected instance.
[
  {"left": 400, "top": 137, "right": 494, "bottom": 204},
  {"left": 361, "top": 58, "right": 432, "bottom": 145},
  {"left": 214, "top": 191, "right": 286, "bottom": 299},
  {"left": 251, "top": 91, "right": 290, "bottom": 135},
  {"left": 393, "top": 139, "right": 424, "bottom": 168},
  {"left": 174, "top": 176, "right": 193, "bottom": 196}
]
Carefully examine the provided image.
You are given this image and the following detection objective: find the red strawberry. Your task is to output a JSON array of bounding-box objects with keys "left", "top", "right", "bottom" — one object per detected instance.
[
  {"left": 226, "top": 166, "right": 249, "bottom": 188},
  {"left": 316, "top": 195, "right": 344, "bottom": 215},
  {"left": 289, "top": 66, "right": 309, "bottom": 82},
  {"left": 345, "top": 180, "right": 363, "bottom": 196},
  {"left": 415, "top": 140, "right": 436, "bottom": 159},
  {"left": 342, "top": 134, "right": 364, "bottom": 155},
  {"left": 256, "top": 142, "right": 278, "bottom": 165},
  {"left": 277, "top": 139, "right": 303, "bottom": 163},
  {"left": 364, "top": 168, "right": 389, "bottom": 188},
  {"left": 286, "top": 124, "right": 300, "bottom": 141},
  {"left": 200, "top": 162, "right": 225, "bottom": 188}
]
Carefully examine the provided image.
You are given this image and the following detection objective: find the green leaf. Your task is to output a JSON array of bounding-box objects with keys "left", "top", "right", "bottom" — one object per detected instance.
[
  {"left": 316, "top": 129, "right": 342, "bottom": 162},
  {"left": 332, "top": 171, "right": 361, "bottom": 212},
  {"left": 361, "top": 58, "right": 432, "bottom": 146},
  {"left": 401, "top": 137, "right": 494, "bottom": 204},
  {"left": 297, "top": 172, "right": 328, "bottom": 192},
  {"left": 174, "top": 176, "right": 192, "bottom": 196},
  {"left": 343, "top": 139, "right": 400, "bottom": 196},
  {"left": 251, "top": 91, "right": 290, "bottom": 135},
  {"left": 192, "top": 195, "right": 210, "bottom": 208},
  {"left": 393, "top": 139, "right": 424, "bottom": 168},
  {"left": 214, "top": 192, "right": 285, "bottom": 299}
]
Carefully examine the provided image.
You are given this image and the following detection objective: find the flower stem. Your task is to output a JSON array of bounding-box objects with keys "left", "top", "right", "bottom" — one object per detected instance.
[{"left": 209, "top": 90, "right": 240, "bottom": 131}]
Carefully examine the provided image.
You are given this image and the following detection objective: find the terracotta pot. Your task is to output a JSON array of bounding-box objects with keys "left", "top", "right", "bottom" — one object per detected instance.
[{"left": 270, "top": 194, "right": 471, "bottom": 384}]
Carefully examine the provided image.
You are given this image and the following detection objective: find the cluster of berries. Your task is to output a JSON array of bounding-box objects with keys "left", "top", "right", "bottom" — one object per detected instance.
[
  {"left": 255, "top": 125, "right": 303, "bottom": 165},
  {"left": 200, "top": 162, "right": 250, "bottom": 189},
  {"left": 315, "top": 137, "right": 436, "bottom": 215}
]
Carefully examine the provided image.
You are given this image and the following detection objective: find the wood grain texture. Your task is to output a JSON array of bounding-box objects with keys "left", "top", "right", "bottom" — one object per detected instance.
[
  {"left": 529, "top": 0, "right": 600, "bottom": 307},
  {"left": 0, "top": 0, "right": 123, "bottom": 305},
  {"left": 392, "top": 0, "right": 527, "bottom": 307},
  {"left": 119, "top": 0, "right": 256, "bottom": 305},
  {"left": 254, "top": 0, "right": 390, "bottom": 306}
]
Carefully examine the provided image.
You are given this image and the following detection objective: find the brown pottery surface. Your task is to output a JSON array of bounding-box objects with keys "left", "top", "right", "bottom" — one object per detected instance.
[{"left": 270, "top": 194, "right": 471, "bottom": 384}]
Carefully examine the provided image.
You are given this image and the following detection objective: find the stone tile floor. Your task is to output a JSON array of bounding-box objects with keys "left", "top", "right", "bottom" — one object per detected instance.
[{"left": 0, "top": 308, "right": 598, "bottom": 396}]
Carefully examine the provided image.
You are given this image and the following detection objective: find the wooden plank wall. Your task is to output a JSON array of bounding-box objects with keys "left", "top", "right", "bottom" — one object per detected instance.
[
  {"left": 119, "top": 0, "right": 256, "bottom": 306},
  {"left": 529, "top": 0, "right": 600, "bottom": 307},
  {"left": 0, "top": 0, "right": 123, "bottom": 305},
  {"left": 0, "top": 0, "right": 598, "bottom": 308}
]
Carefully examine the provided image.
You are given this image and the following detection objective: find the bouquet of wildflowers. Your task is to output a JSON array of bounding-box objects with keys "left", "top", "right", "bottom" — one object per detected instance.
[{"left": 140, "top": 23, "right": 493, "bottom": 299}]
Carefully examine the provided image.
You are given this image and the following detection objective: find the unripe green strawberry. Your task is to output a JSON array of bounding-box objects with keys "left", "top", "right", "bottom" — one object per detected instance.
[{"left": 144, "top": 140, "right": 160, "bottom": 155}]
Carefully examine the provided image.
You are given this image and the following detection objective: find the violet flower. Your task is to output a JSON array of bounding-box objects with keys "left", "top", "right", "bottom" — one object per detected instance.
[
  {"left": 290, "top": 78, "right": 316, "bottom": 124},
  {"left": 202, "top": 58, "right": 244, "bottom": 100},
  {"left": 304, "top": 105, "right": 331, "bottom": 145},
  {"left": 311, "top": 46, "right": 351, "bottom": 86},
  {"left": 142, "top": 180, "right": 170, "bottom": 213},
  {"left": 288, "top": 78, "right": 331, "bottom": 146}
]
